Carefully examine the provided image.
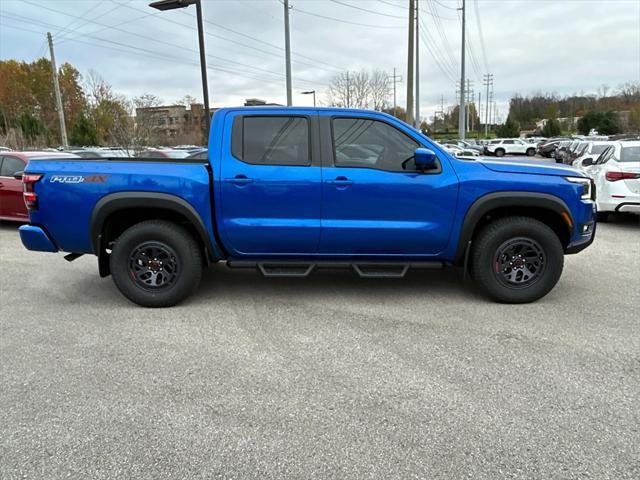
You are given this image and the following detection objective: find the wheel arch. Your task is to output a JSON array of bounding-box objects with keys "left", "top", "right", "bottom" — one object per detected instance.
[
  {"left": 454, "top": 191, "right": 574, "bottom": 265},
  {"left": 91, "top": 192, "right": 220, "bottom": 276}
]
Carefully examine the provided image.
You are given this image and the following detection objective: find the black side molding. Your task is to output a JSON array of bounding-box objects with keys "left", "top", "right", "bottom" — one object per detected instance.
[
  {"left": 90, "top": 192, "right": 216, "bottom": 260},
  {"left": 454, "top": 191, "right": 574, "bottom": 264}
]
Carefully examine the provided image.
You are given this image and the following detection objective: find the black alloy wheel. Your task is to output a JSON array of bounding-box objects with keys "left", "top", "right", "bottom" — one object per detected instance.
[{"left": 493, "top": 237, "right": 545, "bottom": 288}]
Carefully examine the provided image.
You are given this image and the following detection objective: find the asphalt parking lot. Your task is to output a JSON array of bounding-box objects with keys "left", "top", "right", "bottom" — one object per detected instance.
[{"left": 1, "top": 213, "right": 639, "bottom": 479}]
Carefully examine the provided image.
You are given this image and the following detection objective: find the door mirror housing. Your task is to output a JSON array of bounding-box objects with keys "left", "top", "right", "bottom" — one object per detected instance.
[
  {"left": 414, "top": 148, "right": 437, "bottom": 170},
  {"left": 13, "top": 171, "right": 24, "bottom": 180},
  {"left": 581, "top": 157, "right": 593, "bottom": 167}
]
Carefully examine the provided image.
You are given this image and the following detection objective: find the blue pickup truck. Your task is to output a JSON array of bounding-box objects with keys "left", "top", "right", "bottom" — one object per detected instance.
[{"left": 18, "top": 107, "right": 596, "bottom": 307}]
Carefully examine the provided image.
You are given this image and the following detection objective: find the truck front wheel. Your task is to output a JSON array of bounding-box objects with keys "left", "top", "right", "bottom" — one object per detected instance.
[
  {"left": 471, "top": 216, "right": 564, "bottom": 303},
  {"left": 110, "top": 220, "right": 202, "bottom": 307}
]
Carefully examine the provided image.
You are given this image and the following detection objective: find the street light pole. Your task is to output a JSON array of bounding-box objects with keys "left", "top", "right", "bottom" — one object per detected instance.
[
  {"left": 301, "top": 90, "right": 316, "bottom": 107},
  {"left": 458, "top": 0, "right": 466, "bottom": 140},
  {"left": 149, "top": 0, "right": 210, "bottom": 139},
  {"left": 284, "top": 0, "right": 292, "bottom": 106},
  {"left": 194, "top": 0, "right": 210, "bottom": 135}
]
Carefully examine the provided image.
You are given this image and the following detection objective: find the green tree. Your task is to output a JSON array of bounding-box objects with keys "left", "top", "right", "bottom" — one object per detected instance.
[
  {"left": 496, "top": 116, "right": 520, "bottom": 138},
  {"left": 16, "top": 111, "right": 45, "bottom": 141},
  {"left": 577, "top": 110, "right": 621, "bottom": 135},
  {"left": 69, "top": 113, "right": 98, "bottom": 146},
  {"left": 628, "top": 105, "right": 640, "bottom": 133},
  {"left": 541, "top": 118, "right": 562, "bottom": 137}
]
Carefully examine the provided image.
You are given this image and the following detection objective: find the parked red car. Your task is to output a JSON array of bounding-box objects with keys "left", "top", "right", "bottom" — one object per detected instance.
[{"left": 0, "top": 151, "right": 78, "bottom": 221}]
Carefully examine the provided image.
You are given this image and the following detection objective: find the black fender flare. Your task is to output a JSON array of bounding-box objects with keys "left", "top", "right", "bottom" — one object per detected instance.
[
  {"left": 454, "top": 191, "right": 574, "bottom": 265},
  {"left": 90, "top": 191, "right": 217, "bottom": 261}
]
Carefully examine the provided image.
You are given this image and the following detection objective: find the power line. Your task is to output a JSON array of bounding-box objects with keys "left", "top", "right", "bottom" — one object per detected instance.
[
  {"left": 424, "top": 0, "right": 458, "bottom": 73},
  {"left": 4, "top": 12, "right": 323, "bottom": 88},
  {"left": 432, "top": 0, "right": 459, "bottom": 10},
  {"left": 473, "top": 0, "right": 490, "bottom": 73},
  {"left": 52, "top": 1, "right": 101, "bottom": 41},
  {"left": 291, "top": 5, "right": 405, "bottom": 28},
  {"left": 113, "top": 1, "right": 343, "bottom": 73},
  {"left": 330, "top": 0, "right": 406, "bottom": 19},
  {"left": 456, "top": 5, "right": 483, "bottom": 81},
  {"left": 419, "top": 19, "right": 457, "bottom": 82},
  {"left": 20, "top": 1, "right": 321, "bottom": 86},
  {"left": 378, "top": 0, "right": 458, "bottom": 20},
  {"left": 57, "top": 11, "right": 159, "bottom": 44}
]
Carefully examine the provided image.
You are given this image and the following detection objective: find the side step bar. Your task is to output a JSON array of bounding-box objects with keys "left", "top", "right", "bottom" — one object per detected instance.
[{"left": 226, "top": 259, "right": 444, "bottom": 279}]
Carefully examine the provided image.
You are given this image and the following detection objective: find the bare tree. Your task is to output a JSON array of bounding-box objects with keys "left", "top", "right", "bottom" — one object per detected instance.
[
  {"left": 327, "top": 69, "right": 390, "bottom": 110},
  {"left": 369, "top": 69, "right": 391, "bottom": 111},
  {"left": 175, "top": 94, "right": 197, "bottom": 107},
  {"left": 350, "top": 70, "right": 370, "bottom": 109},
  {"left": 133, "top": 93, "right": 162, "bottom": 110},
  {"left": 327, "top": 71, "right": 352, "bottom": 108}
]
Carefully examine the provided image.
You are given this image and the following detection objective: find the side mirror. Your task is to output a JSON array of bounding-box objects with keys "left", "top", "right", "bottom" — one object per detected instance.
[
  {"left": 414, "top": 148, "right": 437, "bottom": 170},
  {"left": 581, "top": 158, "right": 593, "bottom": 166},
  {"left": 13, "top": 171, "right": 23, "bottom": 180}
]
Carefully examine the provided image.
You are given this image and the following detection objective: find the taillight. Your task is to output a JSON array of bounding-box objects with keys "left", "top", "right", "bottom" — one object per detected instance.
[
  {"left": 606, "top": 171, "right": 640, "bottom": 182},
  {"left": 22, "top": 173, "right": 43, "bottom": 210}
]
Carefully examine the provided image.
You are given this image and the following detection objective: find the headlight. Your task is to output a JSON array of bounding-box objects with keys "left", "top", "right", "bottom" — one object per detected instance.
[{"left": 565, "top": 177, "right": 592, "bottom": 200}]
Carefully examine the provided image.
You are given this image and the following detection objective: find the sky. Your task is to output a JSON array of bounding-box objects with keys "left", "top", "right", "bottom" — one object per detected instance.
[{"left": 1, "top": 0, "right": 639, "bottom": 123}]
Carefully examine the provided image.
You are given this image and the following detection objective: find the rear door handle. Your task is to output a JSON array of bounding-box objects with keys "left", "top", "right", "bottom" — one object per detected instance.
[
  {"left": 325, "top": 176, "right": 353, "bottom": 186},
  {"left": 225, "top": 175, "right": 254, "bottom": 185}
]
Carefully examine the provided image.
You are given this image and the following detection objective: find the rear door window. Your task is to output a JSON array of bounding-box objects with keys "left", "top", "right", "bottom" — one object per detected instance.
[
  {"left": 0, "top": 156, "right": 24, "bottom": 176},
  {"left": 619, "top": 146, "right": 640, "bottom": 163},
  {"left": 236, "top": 116, "right": 310, "bottom": 166}
]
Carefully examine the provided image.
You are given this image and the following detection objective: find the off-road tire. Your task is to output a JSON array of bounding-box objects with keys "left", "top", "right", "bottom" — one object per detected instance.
[
  {"left": 110, "top": 220, "right": 202, "bottom": 307},
  {"left": 471, "top": 216, "right": 564, "bottom": 303}
]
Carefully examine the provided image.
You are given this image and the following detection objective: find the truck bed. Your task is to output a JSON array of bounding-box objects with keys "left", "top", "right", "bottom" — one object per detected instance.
[{"left": 25, "top": 158, "right": 215, "bottom": 255}]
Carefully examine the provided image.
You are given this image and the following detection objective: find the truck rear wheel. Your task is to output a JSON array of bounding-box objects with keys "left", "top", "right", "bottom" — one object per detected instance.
[
  {"left": 471, "top": 216, "right": 564, "bottom": 303},
  {"left": 110, "top": 220, "right": 202, "bottom": 307}
]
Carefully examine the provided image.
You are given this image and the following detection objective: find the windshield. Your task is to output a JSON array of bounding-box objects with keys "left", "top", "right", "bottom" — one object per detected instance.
[
  {"left": 590, "top": 144, "right": 609, "bottom": 155},
  {"left": 619, "top": 146, "right": 640, "bottom": 163}
]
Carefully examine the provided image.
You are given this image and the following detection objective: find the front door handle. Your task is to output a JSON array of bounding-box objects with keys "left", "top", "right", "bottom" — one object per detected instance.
[
  {"left": 225, "top": 175, "right": 254, "bottom": 185},
  {"left": 325, "top": 176, "right": 353, "bottom": 186}
]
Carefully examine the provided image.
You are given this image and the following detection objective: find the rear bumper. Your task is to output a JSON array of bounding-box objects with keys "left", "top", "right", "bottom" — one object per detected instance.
[
  {"left": 616, "top": 203, "right": 640, "bottom": 214},
  {"left": 19, "top": 225, "right": 58, "bottom": 252}
]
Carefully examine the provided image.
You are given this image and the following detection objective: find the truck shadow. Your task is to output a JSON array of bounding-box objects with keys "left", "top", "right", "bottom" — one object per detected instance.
[
  {"left": 191, "top": 263, "right": 483, "bottom": 305},
  {"left": 600, "top": 214, "right": 640, "bottom": 230}
]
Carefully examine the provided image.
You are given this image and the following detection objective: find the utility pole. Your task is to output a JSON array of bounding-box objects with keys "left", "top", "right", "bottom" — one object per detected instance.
[
  {"left": 477, "top": 91, "right": 481, "bottom": 134},
  {"left": 414, "top": 0, "right": 420, "bottom": 129},
  {"left": 483, "top": 73, "right": 493, "bottom": 137},
  {"left": 434, "top": 94, "right": 445, "bottom": 133},
  {"left": 465, "top": 79, "right": 473, "bottom": 133},
  {"left": 457, "top": 0, "right": 466, "bottom": 139},
  {"left": 283, "top": 0, "right": 292, "bottom": 106},
  {"left": 389, "top": 68, "right": 402, "bottom": 118},
  {"left": 406, "top": 0, "right": 415, "bottom": 125},
  {"left": 47, "top": 32, "right": 68, "bottom": 149},
  {"left": 346, "top": 71, "right": 351, "bottom": 108}
]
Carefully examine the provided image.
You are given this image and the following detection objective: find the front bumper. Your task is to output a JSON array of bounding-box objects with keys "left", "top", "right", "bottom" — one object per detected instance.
[
  {"left": 565, "top": 203, "right": 597, "bottom": 255},
  {"left": 19, "top": 225, "right": 58, "bottom": 252}
]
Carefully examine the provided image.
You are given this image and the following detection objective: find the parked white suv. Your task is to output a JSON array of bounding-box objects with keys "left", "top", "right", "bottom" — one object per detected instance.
[
  {"left": 583, "top": 141, "right": 640, "bottom": 220},
  {"left": 572, "top": 141, "right": 613, "bottom": 169},
  {"left": 485, "top": 139, "right": 537, "bottom": 157}
]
